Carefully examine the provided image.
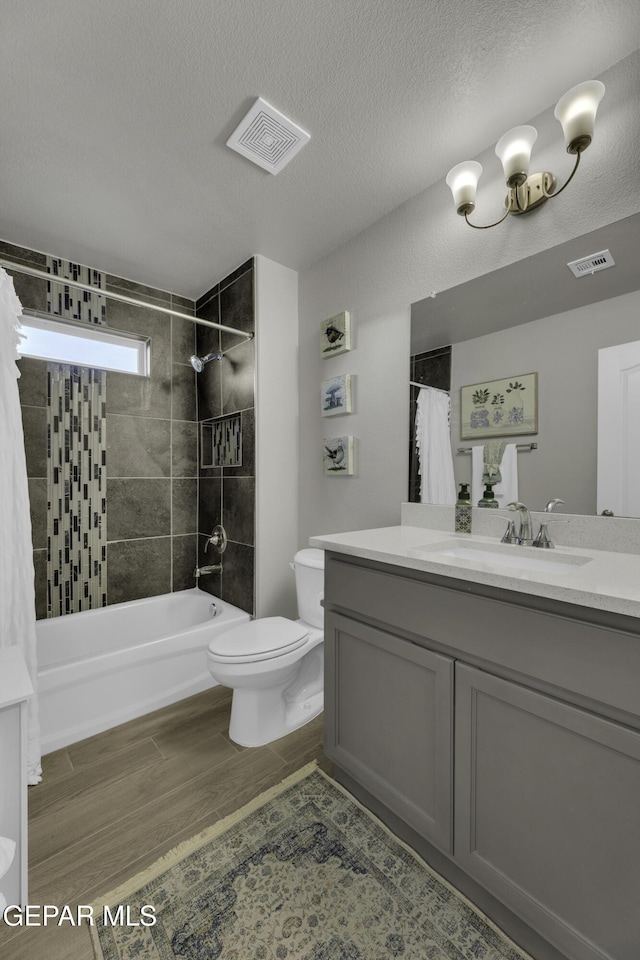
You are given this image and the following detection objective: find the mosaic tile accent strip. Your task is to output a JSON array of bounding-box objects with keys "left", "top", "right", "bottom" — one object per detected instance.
[
  {"left": 201, "top": 414, "right": 242, "bottom": 468},
  {"left": 214, "top": 414, "right": 242, "bottom": 467},
  {"left": 46, "top": 256, "right": 105, "bottom": 324},
  {"left": 45, "top": 258, "right": 107, "bottom": 616}
]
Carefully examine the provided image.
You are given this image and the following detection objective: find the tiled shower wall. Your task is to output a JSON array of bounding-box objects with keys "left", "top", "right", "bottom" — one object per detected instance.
[
  {"left": 3, "top": 239, "right": 200, "bottom": 618},
  {"left": 195, "top": 259, "right": 256, "bottom": 615}
]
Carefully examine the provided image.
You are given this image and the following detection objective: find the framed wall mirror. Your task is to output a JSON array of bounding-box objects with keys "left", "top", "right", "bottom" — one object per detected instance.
[{"left": 410, "top": 212, "right": 640, "bottom": 517}]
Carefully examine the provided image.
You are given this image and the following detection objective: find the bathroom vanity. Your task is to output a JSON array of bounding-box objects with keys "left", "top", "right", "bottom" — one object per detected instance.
[{"left": 311, "top": 514, "right": 640, "bottom": 960}]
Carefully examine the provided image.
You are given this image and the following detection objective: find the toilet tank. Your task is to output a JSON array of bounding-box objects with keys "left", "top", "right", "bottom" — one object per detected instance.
[{"left": 293, "top": 548, "right": 325, "bottom": 628}]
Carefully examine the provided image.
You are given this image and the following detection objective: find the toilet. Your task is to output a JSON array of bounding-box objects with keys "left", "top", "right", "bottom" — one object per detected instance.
[{"left": 206, "top": 548, "right": 325, "bottom": 747}]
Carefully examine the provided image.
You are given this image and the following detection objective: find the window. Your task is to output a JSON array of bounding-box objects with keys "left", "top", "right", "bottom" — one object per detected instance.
[{"left": 17, "top": 313, "right": 150, "bottom": 376}]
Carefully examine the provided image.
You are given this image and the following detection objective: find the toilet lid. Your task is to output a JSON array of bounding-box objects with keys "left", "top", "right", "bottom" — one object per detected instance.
[{"left": 208, "top": 617, "right": 308, "bottom": 662}]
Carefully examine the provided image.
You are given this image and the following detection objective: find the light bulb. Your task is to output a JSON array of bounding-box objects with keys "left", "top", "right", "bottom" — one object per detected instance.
[
  {"left": 445, "top": 161, "right": 482, "bottom": 215},
  {"left": 554, "top": 80, "right": 605, "bottom": 154},
  {"left": 495, "top": 125, "right": 537, "bottom": 188}
]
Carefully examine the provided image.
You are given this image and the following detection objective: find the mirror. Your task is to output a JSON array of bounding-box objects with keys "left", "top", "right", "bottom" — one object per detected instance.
[{"left": 410, "top": 212, "right": 640, "bottom": 517}]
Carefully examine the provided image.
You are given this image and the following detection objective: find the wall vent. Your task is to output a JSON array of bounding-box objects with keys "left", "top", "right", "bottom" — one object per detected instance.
[
  {"left": 226, "top": 97, "right": 310, "bottom": 175},
  {"left": 567, "top": 249, "right": 615, "bottom": 278}
]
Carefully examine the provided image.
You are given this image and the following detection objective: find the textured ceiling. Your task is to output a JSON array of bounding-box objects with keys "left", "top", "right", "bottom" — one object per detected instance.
[{"left": 1, "top": 0, "right": 639, "bottom": 298}]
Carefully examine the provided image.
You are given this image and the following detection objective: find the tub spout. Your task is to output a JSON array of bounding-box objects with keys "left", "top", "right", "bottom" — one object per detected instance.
[{"left": 194, "top": 563, "right": 222, "bottom": 578}]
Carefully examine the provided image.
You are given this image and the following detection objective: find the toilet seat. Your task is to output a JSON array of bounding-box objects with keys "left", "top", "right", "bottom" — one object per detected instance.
[{"left": 207, "top": 617, "right": 308, "bottom": 663}]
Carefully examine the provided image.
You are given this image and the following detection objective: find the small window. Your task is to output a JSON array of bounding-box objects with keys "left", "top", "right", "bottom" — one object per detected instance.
[{"left": 17, "top": 312, "right": 150, "bottom": 376}]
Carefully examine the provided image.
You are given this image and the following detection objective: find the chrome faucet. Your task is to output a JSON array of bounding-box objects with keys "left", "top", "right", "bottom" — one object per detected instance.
[
  {"left": 545, "top": 498, "right": 565, "bottom": 512},
  {"left": 194, "top": 563, "right": 222, "bottom": 578},
  {"left": 507, "top": 501, "right": 533, "bottom": 545}
]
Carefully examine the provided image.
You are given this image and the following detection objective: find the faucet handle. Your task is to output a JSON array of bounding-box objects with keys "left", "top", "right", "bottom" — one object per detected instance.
[
  {"left": 500, "top": 519, "right": 518, "bottom": 544},
  {"left": 533, "top": 518, "right": 568, "bottom": 549}
]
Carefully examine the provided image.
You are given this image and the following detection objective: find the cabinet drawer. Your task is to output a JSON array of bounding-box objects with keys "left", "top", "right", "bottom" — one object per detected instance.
[
  {"left": 325, "top": 611, "right": 453, "bottom": 853},
  {"left": 455, "top": 663, "right": 640, "bottom": 960},
  {"left": 325, "top": 552, "right": 640, "bottom": 723}
]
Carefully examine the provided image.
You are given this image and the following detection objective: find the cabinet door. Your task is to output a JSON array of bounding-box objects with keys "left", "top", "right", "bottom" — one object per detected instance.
[
  {"left": 325, "top": 611, "right": 453, "bottom": 852},
  {"left": 455, "top": 663, "right": 640, "bottom": 960}
]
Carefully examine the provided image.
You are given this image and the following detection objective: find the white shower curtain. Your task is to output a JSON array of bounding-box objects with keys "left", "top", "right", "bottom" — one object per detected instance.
[
  {"left": 0, "top": 267, "right": 41, "bottom": 784},
  {"left": 415, "top": 386, "right": 457, "bottom": 505}
]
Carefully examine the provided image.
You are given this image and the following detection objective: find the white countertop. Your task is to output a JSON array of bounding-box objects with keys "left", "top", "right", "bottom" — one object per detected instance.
[{"left": 310, "top": 525, "right": 640, "bottom": 621}]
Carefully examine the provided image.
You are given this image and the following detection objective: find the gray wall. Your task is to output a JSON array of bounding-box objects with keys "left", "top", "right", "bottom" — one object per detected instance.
[
  {"left": 297, "top": 52, "right": 640, "bottom": 546},
  {"left": 450, "top": 290, "right": 640, "bottom": 516}
]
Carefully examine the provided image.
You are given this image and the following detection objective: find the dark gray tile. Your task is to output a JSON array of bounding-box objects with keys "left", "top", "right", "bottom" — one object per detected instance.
[
  {"left": 198, "top": 477, "right": 221, "bottom": 535},
  {"left": 0, "top": 240, "right": 47, "bottom": 267},
  {"left": 196, "top": 283, "right": 219, "bottom": 312},
  {"left": 171, "top": 363, "right": 197, "bottom": 422},
  {"left": 172, "top": 478, "right": 197, "bottom": 535},
  {"left": 107, "top": 537, "right": 171, "bottom": 604},
  {"left": 221, "top": 339, "right": 255, "bottom": 414},
  {"left": 171, "top": 294, "right": 195, "bottom": 314},
  {"left": 28, "top": 478, "right": 47, "bottom": 550},
  {"left": 219, "top": 259, "right": 254, "bottom": 293},
  {"left": 33, "top": 549, "right": 48, "bottom": 620},
  {"left": 222, "top": 477, "right": 255, "bottom": 546},
  {"left": 172, "top": 420, "right": 198, "bottom": 477},
  {"left": 106, "top": 298, "right": 171, "bottom": 342},
  {"left": 172, "top": 534, "right": 198, "bottom": 591},
  {"left": 196, "top": 293, "right": 220, "bottom": 336},
  {"left": 220, "top": 540, "right": 254, "bottom": 615},
  {"left": 106, "top": 415, "right": 171, "bottom": 477},
  {"left": 171, "top": 315, "right": 196, "bottom": 364},
  {"left": 106, "top": 275, "right": 170, "bottom": 306},
  {"left": 11, "top": 273, "right": 48, "bottom": 312},
  {"left": 224, "top": 407, "right": 254, "bottom": 478},
  {"left": 220, "top": 268, "right": 254, "bottom": 351},
  {"left": 16, "top": 357, "right": 48, "bottom": 407},
  {"left": 197, "top": 355, "right": 222, "bottom": 421},
  {"left": 21, "top": 405, "right": 47, "bottom": 477},
  {"left": 106, "top": 366, "right": 172, "bottom": 420},
  {"left": 107, "top": 478, "right": 171, "bottom": 541}
]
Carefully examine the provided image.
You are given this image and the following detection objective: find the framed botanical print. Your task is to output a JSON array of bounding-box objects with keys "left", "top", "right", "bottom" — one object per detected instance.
[{"left": 460, "top": 373, "right": 538, "bottom": 440}]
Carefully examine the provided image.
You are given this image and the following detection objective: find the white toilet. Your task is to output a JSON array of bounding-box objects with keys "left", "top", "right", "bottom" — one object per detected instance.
[{"left": 206, "top": 548, "right": 325, "bottom": 747}]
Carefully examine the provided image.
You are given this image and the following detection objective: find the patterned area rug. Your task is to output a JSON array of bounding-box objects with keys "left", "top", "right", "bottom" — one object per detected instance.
[{"left": 90, "top": 762, "right": 532, "bottom": 960}]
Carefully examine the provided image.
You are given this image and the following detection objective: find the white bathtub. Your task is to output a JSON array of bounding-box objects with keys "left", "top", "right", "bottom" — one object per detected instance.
[{"left": 36, "top": 589, "right": 251, "bottom": 754}]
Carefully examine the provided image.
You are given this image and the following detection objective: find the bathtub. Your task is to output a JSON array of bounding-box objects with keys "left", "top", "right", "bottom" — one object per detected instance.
[{"left": 36, "top": 589, "right": 251, "bottom": 754}]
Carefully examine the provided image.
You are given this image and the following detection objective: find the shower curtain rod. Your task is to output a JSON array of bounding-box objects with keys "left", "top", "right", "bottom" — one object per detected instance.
[
  {"left": 410, "top": 381, "right": 449, "bottom": 395},
  {"left": 0, "top": 259, "right": 253, "bottom": 340}
]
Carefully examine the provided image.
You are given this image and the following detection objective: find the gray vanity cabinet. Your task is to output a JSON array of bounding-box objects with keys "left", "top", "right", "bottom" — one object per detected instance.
[
  {"left": 323, "top": 550, "right": 640, "bottom": 960},
  {"left": 455, "top": 663, "right": 640, "bottom": 960},
  {"left": 324, "top": 611, "right": 454, "bottom": 852}
]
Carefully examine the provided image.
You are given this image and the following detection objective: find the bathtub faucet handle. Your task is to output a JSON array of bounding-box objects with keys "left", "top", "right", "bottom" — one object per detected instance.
[{"left": 206, "top": 524, "right": 228, "bottom": 555}]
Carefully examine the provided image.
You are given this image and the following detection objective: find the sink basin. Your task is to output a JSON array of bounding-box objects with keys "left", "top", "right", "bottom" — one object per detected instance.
[{"left": 410, "top": 539, "right": 592, "bottom": 576}]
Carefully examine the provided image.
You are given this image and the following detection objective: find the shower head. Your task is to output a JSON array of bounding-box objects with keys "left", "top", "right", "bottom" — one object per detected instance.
[{"left": 190, "top": 351, "right": 223, "bottom": 372}]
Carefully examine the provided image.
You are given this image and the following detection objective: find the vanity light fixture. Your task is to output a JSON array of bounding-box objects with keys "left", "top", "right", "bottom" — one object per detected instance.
[{"left": 446, "top": 80, "right": 605, "bottom": 229}]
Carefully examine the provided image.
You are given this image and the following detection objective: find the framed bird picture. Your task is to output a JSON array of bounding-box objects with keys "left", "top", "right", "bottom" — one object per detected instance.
[
  {"left": 323, "top": 435, "right": 355, "bottom": 475},
  {"left": 320, "top": 311, "right": 351, "bottom": 357}
]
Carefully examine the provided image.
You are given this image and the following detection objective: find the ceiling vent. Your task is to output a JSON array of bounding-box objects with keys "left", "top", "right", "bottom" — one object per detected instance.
[
  {"left": 567, "top": 249, "right": 615, "bottom": 278},
  {"left": 226, "top": 97, "right": 310, "bottom": 175}
]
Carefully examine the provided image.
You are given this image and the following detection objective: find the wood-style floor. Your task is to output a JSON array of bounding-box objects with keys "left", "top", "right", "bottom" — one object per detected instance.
[{"left": 0, "top": 686, "right": 330, "bottom": 960}]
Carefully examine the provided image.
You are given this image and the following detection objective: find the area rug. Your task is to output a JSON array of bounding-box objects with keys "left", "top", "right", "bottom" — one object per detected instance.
[{"left": 90, "top": 761, "right": 532, "bottom": 960}]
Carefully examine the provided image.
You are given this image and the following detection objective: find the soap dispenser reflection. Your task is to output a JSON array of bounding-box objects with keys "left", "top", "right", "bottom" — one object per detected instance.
[{"left": 455, "top": 483, "right": 472, "bottom": 533}]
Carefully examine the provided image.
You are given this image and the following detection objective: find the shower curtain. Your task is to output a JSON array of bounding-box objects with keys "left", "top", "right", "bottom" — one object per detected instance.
[
  {"left": 415, "top": 386, "right": 457, "bottom": 505},
  {"left": 0, "top": 267, "right": 41, "bottom": 783}
]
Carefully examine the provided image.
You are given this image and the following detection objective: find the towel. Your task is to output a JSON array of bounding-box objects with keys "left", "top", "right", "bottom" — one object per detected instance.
[
  {"left": 472, "top": 443, "right": 518, "bottom": 508},
  {"left": 482, "top": 440, "right": 506, "bottom": 484}
]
